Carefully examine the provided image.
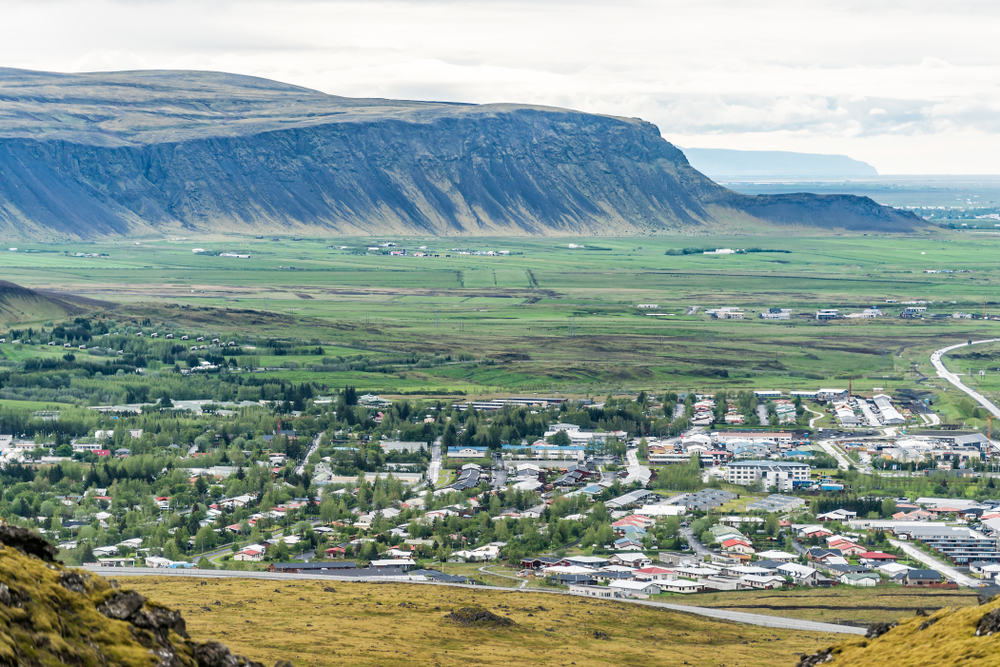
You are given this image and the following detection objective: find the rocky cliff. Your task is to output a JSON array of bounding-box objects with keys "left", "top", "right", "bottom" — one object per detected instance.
[
  {"left": 0, "top": 523, "right": 285, "bottom": 667},
  {"left": 0, "top": 68, "right": 921, "bottom": 239}
]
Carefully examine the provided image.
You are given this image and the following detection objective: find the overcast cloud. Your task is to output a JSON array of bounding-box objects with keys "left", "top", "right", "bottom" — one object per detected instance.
[{"left": 2, "top": 0, "right": 998, "bottom": 173}]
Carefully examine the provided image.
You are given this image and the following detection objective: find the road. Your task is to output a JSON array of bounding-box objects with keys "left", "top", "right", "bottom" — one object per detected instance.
[
  {"left": 79, "top": 565, "right": 863, "bottom": 635},
  {"left": 756, "top": 404, "right": 769, "bottom": 425},
  {"left": 817, "top": 438, "right": 854, "bottom": 471},
  {"left": 804, "top": 406, "right": 824, "bottom": 429},
  {"left": 295, "top": 433, "right": 323, "bottom": 476},
  {"left": 427, "top": 441, "right": 443, "bottom": 488},
  {"left": 888, "top": 539, "right": 980, "bottom": 588},
  {"left": 680, "top": 527, "right": 712, "bottom": 557},
  {"left": 931, "top": 339, "right": 1000, "bottom": 419}
]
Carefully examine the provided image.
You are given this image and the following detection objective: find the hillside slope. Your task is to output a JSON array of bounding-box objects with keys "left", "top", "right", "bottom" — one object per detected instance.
[
  {"left": 796, "top": 595, "right": 1000, "bottom": 667},
  {"left": 0, "top": 524, "right": 287, "bottom": 667},
  {"left": 0, "top": 68, "right": 921, "bottom": 239}
]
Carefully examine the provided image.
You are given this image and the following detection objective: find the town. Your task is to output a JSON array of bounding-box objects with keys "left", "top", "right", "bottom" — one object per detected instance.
[{"left": 2, "top": 318, "right": 999, "bottom": 612}]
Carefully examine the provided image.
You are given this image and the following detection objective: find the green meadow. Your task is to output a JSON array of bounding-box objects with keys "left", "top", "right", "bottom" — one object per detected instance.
[{"left": 3, "top": 232, "right": 1000, "bottom": 405}]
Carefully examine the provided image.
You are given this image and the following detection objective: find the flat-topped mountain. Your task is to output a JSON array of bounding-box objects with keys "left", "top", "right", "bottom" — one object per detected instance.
[{"left": 0, "top": 68, "right": 921, "bottom": 238}]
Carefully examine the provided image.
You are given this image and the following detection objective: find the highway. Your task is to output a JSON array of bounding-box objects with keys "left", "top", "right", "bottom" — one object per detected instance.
[
  {"left": 931, "top": 339, "right": 1000, "bottom": 419},
  {"left": 78, "top": 565, "right": 864, "bottom": 635}
]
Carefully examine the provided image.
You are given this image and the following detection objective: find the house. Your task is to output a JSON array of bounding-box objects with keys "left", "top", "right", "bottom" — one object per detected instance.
[
  {"left": 721, "top": 539, "right": 755, "bottom": 555},
  {"left": 660, "top": 579, "right": 701, "bottom": 594},
  {"left": 609, "top": 580, "right": 661, "bottom": 598},
  {"left": 569, "top": 584, "right": 621, "bottom": 599},
  {"left": 633, "top": 566, "right": 677, "bottom": 582},
  {"left": 840, "top": 572, "right": 880, "bottom": 587},
  {"left": 905, "top": 569, "right": 943, "bottom": 586},
  {"left": 858, "top": 552, "right": 898, "bottom": 566},
  {"left": 609, "top": 553, "right": 652, "bottom": 568},
  {"left": 817, "top": 509, "right": 857, "bottom": 522},
  {"left": 806, "top": 547, "right": 843, "bottom": 562},
  {"left": 798, "top": 525, "right": 834, "bottom": 539},
  {"left": 234, "top": 546, "right": 266, "bottom": 561},
  {"left": 777, "top": 563, "right": 821, "bottom": 586},
  {"left": 268, "top": 562, "right": 357, "bottom": 574},
  {"left": 739, "top": 574, "right": 786, "bottom": 589},
  {"left": 369, "top": 558, "right": 416, "bottom": 572},
  {"left": 755, "top": 550, "right": 797, "bottom": 563},
  {"left": 827, "top": 539, "right": 866, "bottom": 556}
]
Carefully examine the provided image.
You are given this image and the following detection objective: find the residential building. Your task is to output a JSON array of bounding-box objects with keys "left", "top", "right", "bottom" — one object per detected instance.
[{"left": 724, "top": 461, "right": 810, "bottom": 490}]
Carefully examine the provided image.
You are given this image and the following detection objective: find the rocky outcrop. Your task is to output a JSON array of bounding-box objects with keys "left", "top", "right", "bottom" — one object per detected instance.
[
  {"left": 0, "top": 523, "right": 283, "bottom": 667},
  {"left": 795, "top": 596, "right": 1000, "bottom": 667},
  {"left": 0, "top": 68, "right": 922, "bottom": 239}
]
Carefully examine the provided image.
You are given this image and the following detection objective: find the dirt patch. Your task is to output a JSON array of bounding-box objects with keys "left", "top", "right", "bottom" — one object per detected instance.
[{"left": 444, "top": 606, "right": 516, "bottom": 629}]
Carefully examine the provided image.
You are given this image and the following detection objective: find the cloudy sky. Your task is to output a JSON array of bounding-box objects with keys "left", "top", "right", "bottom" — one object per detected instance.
[{"left": 2, "top": 0, "right": 997, "bottom": 173}]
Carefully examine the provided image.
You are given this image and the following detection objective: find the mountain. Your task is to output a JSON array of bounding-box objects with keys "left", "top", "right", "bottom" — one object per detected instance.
[
  {"left": 0, "top": 523, "right": 288, "bottom": 667},
  {"left": 797, "top": 595, "right": 1000, "bottom": 667},
  {"left": 0, "top": 280, "right": 108, "bottom": 326},
  {"left": 682, "top": 147, "right": 879, "bottom": 180},
  {"left": 0, "top": 68, "right": 919, "bottom": 238}
]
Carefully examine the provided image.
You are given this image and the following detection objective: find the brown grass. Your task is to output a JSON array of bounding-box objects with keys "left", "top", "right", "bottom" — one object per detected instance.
[{"left": 119, "top": 577, "right": 840, "bottom": 667}]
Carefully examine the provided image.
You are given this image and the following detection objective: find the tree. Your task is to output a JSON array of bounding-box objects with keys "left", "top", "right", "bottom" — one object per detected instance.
[
  {"left": 547, "top": 430, "right": 571, "bottom": 446},
  {"left": 765, "top": 514, "right": 779, "bottom": 536},
  {"left": 194, "top": 526, "right": 218, "bottom": 552},
  {"left": 197, "top": 556, "right": 216, "bottom": 569},
  {"left": 881, "top": 498, "right": 897, "bottom": 518}
]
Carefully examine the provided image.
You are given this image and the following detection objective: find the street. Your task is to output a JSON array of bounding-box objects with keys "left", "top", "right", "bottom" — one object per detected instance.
[
  {"left": 931, "top": 339, "right": 1000, "bottom": 420},
  {"left": 888, "top": 539, "right": 980, "bottom": 588}
]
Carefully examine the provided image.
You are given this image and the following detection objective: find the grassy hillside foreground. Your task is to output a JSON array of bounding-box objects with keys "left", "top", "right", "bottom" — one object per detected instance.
[
  {"left": 794, "top": 596, "right": 1000, "bottom": 667},
  {"left": 119, "top": 577, "right": 838, "bottom": 667}
]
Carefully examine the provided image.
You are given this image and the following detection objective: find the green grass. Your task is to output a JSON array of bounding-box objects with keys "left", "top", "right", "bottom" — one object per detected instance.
[{"left": 6, "top": 233, "right": 1000, "bottom": 400}]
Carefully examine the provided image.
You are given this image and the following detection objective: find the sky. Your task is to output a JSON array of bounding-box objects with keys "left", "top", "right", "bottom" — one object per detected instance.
[{"left": 2, "top": 0, "right": 998, "bottom": 174}]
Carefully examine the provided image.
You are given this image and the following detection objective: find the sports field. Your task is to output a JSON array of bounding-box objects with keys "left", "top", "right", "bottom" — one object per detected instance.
[{"left": 3, "top": 232, "right": 1000, "bottom": 402}]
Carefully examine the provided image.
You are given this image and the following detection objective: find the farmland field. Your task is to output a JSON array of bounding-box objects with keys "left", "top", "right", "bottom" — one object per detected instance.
[
  {"left": 119, "top": 576, "right": 839, "bottom": 667},
  {"left": 4, "top": 232, "right": 1000, "bottom": 404}
]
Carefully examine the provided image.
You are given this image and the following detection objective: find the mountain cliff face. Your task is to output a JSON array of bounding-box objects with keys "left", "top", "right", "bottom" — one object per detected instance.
[{"left": 0, "top": 68, "right": 921, "bottom": 239}]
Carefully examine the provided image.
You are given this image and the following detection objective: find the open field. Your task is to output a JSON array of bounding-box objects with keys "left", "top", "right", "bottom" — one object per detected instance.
[
  {"left": 119, "top": 577, "right": 839, "bottom": 667},
  {"left": 662, "top": 586, "right": 980, "bottom": 626},
  {"left": 4, "top": 233, "right": 1000, "bottom": 403}
]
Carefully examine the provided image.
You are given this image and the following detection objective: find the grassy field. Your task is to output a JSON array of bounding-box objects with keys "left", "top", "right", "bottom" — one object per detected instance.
[
  {"left": 664, "top": 586, "right": 980, "bottom": 626},
  {"left": 4, "top": 233, "right": 1000, "bottom": 401},
  {"left": 119, "top": 577, "right": 839, "bottom": 667}
]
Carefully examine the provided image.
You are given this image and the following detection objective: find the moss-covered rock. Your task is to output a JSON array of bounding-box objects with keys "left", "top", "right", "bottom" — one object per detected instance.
[{"left": 0, "top": 525, "right": 283, "bottom": 667}]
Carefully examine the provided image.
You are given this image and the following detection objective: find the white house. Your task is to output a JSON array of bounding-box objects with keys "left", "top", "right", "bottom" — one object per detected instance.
[
  {"left": 609, "top": 553, "right": 652, "bottom": 568},
  {"left": 609, "top": 580, "right": 661, "bottom": 598}
]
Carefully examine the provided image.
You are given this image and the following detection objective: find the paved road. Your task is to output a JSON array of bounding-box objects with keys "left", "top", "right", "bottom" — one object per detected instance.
[
  {"left": 817, "top": 439, "right": 854, "bottom": 471},
  {"left": 888, "top": 539, "right": 980, "bottom": 588},
  {"left": 295, "top": 433, "right": 323, "bottom": 476},
  {"left": 680, "top": 527, "right": 712, "bottom": 558},
  {"left": 931, "top": 339, "right": 1000, "bottom": 420},
  {"left": 427, "top": 441, "right": 443, "bottom": 488},
  {"left": 756, "top": 404, "right": 769, "bottom": 425},
  {"left": 79, "top": 566, "right": 862, "bottom": 635},
  {"left": 804, "top": 406, "right": 824, "bottom": 429}
]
